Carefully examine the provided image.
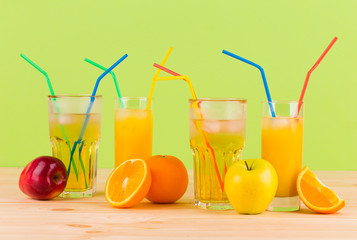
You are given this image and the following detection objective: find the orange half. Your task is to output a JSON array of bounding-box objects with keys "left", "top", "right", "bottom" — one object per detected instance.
[
  {"left": 297, "top": 166, "right": 345, "bottom": 214},
  {"left": 105, "top": 159, "right": 151, "bottom": 208}
]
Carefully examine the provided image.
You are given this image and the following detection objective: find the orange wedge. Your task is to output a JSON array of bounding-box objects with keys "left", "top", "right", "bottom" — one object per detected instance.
[
  {"left": 105, "top": 159, "right": 151, "bottom": 208},
  {"left": 297, "top": 166, "right": 345, "bottom": 214}
]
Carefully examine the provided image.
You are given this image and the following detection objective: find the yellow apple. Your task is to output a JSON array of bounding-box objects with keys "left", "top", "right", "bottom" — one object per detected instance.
[{"left": 225, "top": 159, "right": 278, "bottom": 214}]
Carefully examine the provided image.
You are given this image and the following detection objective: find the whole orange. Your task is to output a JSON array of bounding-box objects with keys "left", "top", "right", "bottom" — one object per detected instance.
[{"left": 145, "top": 155, "right": 188, "bottom": 203}]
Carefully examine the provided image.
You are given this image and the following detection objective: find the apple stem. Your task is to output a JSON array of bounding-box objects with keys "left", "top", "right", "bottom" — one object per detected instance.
[{"left": 244, "top": 161, "right": 250, "bottom": 171}]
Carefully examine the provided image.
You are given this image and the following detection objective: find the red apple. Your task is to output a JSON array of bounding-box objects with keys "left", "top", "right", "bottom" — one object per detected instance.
[{"left": 19, "top": 156, "right": 67, "bottom": 200}]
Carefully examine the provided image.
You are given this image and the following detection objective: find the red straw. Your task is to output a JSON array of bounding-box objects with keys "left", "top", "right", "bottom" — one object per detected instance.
[
  {"left": 153, "top": 63, "right": 180, "bottom": 76},
  {"left": 153, "top": 63, "right": 226, "bottom": 191},
  {"left": 296, "top": 37, "right": 338, "bottom": 116}
]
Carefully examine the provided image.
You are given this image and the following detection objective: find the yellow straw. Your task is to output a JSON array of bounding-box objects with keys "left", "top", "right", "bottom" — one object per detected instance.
[
  {"left": 149, "top": 49, "right": 224, "bottom": 192},
  {"left": 147, "top": 47, "right": 173, "bottom": 110},
  {"left": 156, "top": 76, "right": 197, "bottom": 99}
]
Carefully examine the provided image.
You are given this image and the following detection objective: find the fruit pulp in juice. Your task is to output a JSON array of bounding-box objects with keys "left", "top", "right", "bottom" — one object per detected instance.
[
  {"left": 114, "top": 109, "right": 153, "bottom": 167},
  {"left": 190, "top": 119, "right": 245, "bottom": 203},
  {"left": 49, "top": 113, "right": 101, "bottom": 192},
  {"left": 261, "top": 116, "right": 303, "bottom": 197}
]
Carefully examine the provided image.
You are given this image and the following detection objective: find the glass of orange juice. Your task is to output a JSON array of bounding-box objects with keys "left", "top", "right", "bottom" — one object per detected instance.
[
  {"left": 261, "top": 101, "right": 304, "bottom": 211},
  {"left": 48, "top": 95, "right": 102, "bottom": 198},
  {"left": 114, "top": 97, "right": 153, "bottom": 167},
  {"left": 189, "top": 98, "right": 247, "bottom": 210}
]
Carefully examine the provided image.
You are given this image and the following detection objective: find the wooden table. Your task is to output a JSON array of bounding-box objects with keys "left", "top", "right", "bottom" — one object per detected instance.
[{"left": 1, "top": 168, "right": 356, "bottom": 239}]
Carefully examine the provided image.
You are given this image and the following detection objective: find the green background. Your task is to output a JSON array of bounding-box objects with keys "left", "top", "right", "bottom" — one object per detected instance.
[{"left": 1, "top": 1, "right": 356, "bottom": 170}]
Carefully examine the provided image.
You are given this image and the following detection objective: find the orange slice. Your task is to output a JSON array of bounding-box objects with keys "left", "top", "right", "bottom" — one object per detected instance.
[
  {"left": 105, "top": 159, "right": 151, "bottom": 208},
  {"left": 297, "top": 166, "right": 345, "bottom": 214}
]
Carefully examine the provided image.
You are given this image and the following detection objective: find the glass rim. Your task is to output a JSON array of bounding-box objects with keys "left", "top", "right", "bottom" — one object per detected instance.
[
  {"left": 189, "top": 98, "right": 247, "bottom": 103},
  {"left": 116, "top": 96, "right": 148, "bottom": 100},
  {"left": 262, "top": 100, "right": 303, "bottom": 104},
  {"left": 48, "top": 94, "right": 102, "bottom": 99}
]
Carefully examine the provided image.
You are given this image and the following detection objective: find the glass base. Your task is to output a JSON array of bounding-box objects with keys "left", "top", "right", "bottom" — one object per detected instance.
[
  {"left": 195, "top": 200, "right": 233, "bottom": 210},
  {"left": 267, "top": 195, "right": 300, "bottom": 212},
  {"left": 59, "top": 188, "right": 96, "bottom": 198}
]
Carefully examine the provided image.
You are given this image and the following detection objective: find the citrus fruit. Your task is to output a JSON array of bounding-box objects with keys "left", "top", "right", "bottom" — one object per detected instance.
[
  {"left": 105, "top": 159, "right": 151, "bottom": 208},
  {"left": 145, "top": 155, "right": 188, "bottom": 203},
  {"left": 297, "top": 166, "right": 345, "bottom": 214}
]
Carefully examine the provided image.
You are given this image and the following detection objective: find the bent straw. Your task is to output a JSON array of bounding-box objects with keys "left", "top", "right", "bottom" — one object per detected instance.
[
  {"left": 67, "top": 54, "right": 128, "bottom": 175},
  {"left": 153, "top": 64, "right": 198, "bottom": 99},
  {"left": 296, "top": 37, "right": 338, "bottom": 117},
  {"left": 152, "top": 60, "right": 224, "bottom": 192},
  {"left": 84, "top": 58, "right": 124, "bottom": 108},
  {"left": 222, "top": 50, "right": 276, "bottom": 117},
  {"left": 153, "top": 63, "right": 180, "bottom": 76},
  {"left": 20, "top": 54, "right": 55, "bottom": 96},
  {"left": 147, "top": 47, "right": 173, "bottom": 110},
  {"left": 153, "top": 65, "right": 198, "bottom": 100},
  {"left": 20, "top": 54, "right": 81, "bottom": 181}
]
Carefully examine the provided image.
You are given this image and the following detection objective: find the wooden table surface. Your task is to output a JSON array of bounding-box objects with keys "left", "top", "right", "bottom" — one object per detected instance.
[{"left": 0, "top": 168, "right": 356, "bottom": 240}]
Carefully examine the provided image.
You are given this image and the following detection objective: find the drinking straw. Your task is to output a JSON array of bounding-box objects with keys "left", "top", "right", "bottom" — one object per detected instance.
[
  {"left": 67, "top": 54, "right": 128, "bottom": 176},
  {"left": 20, "top": 54, "right": 81, "bottom": 181},
  {"left": 20, "top": 54, "right": 55, "bottom": 96},
  {"left": 150, "top": 50, "right": 224, "bottom": 192},
  {"left": 84, "top": 58, "right": 124, "bottom": 108},
  {"left": 296, "top": 37, "right": 338, "bottom": 117},
  {"left": 152, "top": 64, "right": 224, "bottom": 191},
  {"left": 153, "top": 64, "right": 197, "bottom": 99},
  {"left": 222, "top": 50, "right": 276, "bottom": 117},
  {"left": 147, "top": 47, "right": 173, "bottom": 109},
  {"left": 153, "top": 63, "right": 180, "bottom": 76}
]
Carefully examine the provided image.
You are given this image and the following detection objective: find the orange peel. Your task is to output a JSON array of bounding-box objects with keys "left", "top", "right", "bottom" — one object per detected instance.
[
  {"left": 297, "top": 166, "right": 345, "bottom": 214},
  {"left": 105, "top": 159, "right": 151, "bottom": 208}
]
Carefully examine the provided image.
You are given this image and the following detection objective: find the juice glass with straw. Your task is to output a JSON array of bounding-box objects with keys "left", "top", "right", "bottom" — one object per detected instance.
[
  {"left": 222, "top": 37, "right": 337, "bottom": 211},
  {"left": 82, "top": 57, "right": 150, "bottom": 167},
  {"left": 262, "top": 101, "right": 303, "bottom": 211},
  {"left": 48, "top": 95, "right": 102, "bottom": 198},
  {"left": 114, "top": 97, "right": 153, "bottom": 167},
  {"left": 151, "top": 48, "right": 247, "bottom": 209},
  {"left": 189, "top": 98, "right": 247, "bottom": 210},
  {"left": 21, "top": 53, "right": 128, "bottom": 198},
  {"left": 261, "top": 36, "right": 337, "bottom": 211},
  {"left": 151, "top": 47, "right": 248, "bottom": 209}
]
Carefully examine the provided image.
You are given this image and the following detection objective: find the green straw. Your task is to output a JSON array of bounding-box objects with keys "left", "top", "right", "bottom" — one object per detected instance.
[
  {"left": 20, "top": 54, "right": 87, "bottom": 186},
  {"left": 84, "top": 58, "right": 124, "bottom": 108},
  {"left": 20, "top": 54, "right": 55, "bottom": 96}
]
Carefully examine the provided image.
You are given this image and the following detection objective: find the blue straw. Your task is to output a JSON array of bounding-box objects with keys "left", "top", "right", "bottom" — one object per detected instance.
[
  {"left": 84, "top": 58, "right": 124, "bottom": 108},
  {"left": 222, "top": 50, "right": 276, "bottom": 117},
  {"left": 67, "top": 54, "right": 128, "bottom": 175}
]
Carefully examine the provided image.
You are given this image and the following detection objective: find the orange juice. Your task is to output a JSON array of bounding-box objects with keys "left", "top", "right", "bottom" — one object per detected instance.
[
  {"left": 48, "top": 95, "right": 102, "bottom": 198},
  {"left": 190, "top": 119, "right": 245, "bottom": 204},
  {"left": 189, "top": 98, "right": 247, "bottom": 210},
  {"left": 114, "top": 109, "right": 153, "bottom": 167},
  {"left": 261, "top": 116, "right": 303, "bottom": 197},
  {"left": 49, "top": 113, "right": 101, "bottom": 193}
]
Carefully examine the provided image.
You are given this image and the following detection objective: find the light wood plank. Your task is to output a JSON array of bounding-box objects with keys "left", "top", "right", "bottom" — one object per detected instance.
[{"left": 0, "top": 168, "right": 356, "bottom": 239}]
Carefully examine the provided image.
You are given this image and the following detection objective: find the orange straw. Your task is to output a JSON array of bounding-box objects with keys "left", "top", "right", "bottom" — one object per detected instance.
[
  {"left": 296, "top": 37, "right": 338, "bottom": 116},
  {"left": 150, "top": 51, "right": 225, "bottom": 192}
]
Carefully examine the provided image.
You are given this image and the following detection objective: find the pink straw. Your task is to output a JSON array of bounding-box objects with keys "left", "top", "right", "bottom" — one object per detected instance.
[
  {"left": 153, "top": 63, "right": 180, "bottom": 76},
  {"left": 296, "top": 37, "right": 338, "bottom": 116}
]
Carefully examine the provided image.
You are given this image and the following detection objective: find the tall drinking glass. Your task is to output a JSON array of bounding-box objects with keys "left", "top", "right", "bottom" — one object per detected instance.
[
  {"left": 189, "top": 98, "right": 247, "bottom": 210},
  {"left": 48, "top": 95, "right": 102, "bottom": 198},
  {"left": 114, "top": 97, "right": 153, "bottom": 167},
  {"left": 261, "top": 101, "right": 304, "bottom": 211}
]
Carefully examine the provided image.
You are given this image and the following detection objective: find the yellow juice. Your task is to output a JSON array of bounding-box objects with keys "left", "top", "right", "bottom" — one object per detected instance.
[
  {"left": 261, "top": 116, "right": 303, "bottom": 197},
  {"left": 190, "top": 119, "right": 245, "bottom": 204},
  {"left": 49, "top": 113, "right": 101, "bottom": 193},
  {"left": 114, "top": 109, "right": 153, "bottom": 167}
]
